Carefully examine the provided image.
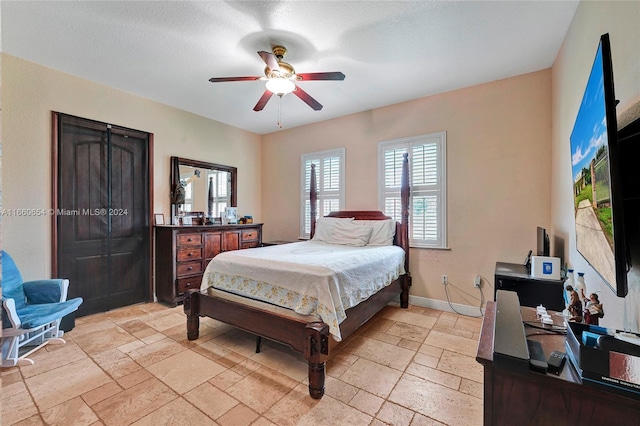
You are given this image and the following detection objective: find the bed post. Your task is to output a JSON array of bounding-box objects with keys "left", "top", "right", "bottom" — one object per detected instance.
[
  {"left": 305, "top": 321, "right": 329, "bottom": 399},
  {"left": 184, "top": 290, "right": 200, "bottom": 340},
  {"left": 309, "top": 163, "right": 318, "bottom": 239},
  {"left": 400, "top": 152, "right": 411, "bottom": 308}
]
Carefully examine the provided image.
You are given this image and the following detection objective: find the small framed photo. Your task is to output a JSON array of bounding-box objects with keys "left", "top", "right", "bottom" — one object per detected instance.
[
  {"left": 154, "top": 213, "right": 165, "bottom": 225},
  {"left": 224, "top": 207, "right": 238, "bottom": 224}
]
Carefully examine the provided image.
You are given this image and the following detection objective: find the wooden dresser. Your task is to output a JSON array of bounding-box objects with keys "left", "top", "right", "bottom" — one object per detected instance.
[{"left": 154, "top": 224, "right": 262, "bottom": 306}]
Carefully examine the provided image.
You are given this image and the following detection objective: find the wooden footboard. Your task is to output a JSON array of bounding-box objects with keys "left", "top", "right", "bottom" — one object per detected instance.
[{"left": 184, "top": 274, "right": 409, "bottom": 399}]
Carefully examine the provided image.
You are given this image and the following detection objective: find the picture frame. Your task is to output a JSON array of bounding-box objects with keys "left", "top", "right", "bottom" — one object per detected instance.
[
  {"left": 224, "top": 207, "right": 238, "bottom": 224},
  {"left": 154, "top": 213, "right": 165, "bottom": 225}
]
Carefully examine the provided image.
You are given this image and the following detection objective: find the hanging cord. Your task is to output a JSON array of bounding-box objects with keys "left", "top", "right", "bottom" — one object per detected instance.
[{"left": 443, "top": 277, "right": 485, "bottom": 318}]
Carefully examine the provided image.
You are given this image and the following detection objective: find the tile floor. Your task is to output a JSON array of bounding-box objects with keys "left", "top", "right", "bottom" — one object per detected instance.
[{"left": 1, "top": 302, "right": 484, "bottom": 425}]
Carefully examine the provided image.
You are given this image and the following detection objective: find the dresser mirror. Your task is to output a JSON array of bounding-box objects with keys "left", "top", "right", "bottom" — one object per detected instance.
[{"left": 170, "top": 157, "right": 237, "bottom": 222}]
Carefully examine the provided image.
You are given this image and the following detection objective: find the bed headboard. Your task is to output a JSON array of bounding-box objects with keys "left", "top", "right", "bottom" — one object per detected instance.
[{"left": 308, "top": 153, "right": 410, "bottom": 273}]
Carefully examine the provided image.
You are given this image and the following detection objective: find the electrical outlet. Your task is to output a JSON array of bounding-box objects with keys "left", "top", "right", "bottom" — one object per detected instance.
[
  {"left": 474, "top": 275, "right": 481, "bottom": 288},
  {"left": 442, "top": 275, "right": 448, "bottom": 285}
]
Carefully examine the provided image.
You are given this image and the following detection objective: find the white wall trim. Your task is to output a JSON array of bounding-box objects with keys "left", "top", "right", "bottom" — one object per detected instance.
[{"left": 408, "top": 294, "right": 485, "bottom": 318}]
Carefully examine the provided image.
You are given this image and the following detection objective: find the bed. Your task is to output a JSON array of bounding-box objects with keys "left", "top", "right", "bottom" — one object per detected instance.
[{"left": 183, "top": 153, "right": 411, "bottom": 399}]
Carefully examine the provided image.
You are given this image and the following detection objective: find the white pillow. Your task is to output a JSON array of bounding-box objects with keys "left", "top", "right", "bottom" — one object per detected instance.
[
  {"left": 328, "top": 220, "right": 373, "bottom": 246},
  {"left": 353, "top": 219, "right": 396, "bottom": 246},
  {"left": 312, "top": 217, "right": 354, "bottom": 242}
]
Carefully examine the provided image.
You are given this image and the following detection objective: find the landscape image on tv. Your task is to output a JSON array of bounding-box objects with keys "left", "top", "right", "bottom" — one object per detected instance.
[{"left": 570, "top": 44, "right": 616, "bottom": 288}]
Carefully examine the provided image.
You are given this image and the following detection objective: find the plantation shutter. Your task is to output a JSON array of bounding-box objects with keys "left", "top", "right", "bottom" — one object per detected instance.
[
  {"left": 379, "top": 132, "right": 447, "bottom": 248},
  {"left": 301, "top": 148, "right": 345, "bottom": 238}
]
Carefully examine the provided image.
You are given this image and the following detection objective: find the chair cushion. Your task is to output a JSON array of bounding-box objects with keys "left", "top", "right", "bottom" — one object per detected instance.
[
  {"left": 1, "top": 251, "right": 26, "bottom": 308},
  {"left": 14, "top": 298, "right": 83, "bottom": 330}
]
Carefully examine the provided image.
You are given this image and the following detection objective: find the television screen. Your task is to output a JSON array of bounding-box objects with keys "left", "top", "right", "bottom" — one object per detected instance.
[{"left": 570, "top": 34, "right": 627, "bottom": 297}]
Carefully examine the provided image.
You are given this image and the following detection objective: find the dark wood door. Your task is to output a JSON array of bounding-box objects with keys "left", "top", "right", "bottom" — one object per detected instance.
[{"left": 56, "top": 114, "right": 150, "bottom": 317}]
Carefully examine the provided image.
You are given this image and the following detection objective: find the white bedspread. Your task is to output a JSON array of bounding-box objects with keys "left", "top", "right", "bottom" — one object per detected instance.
[{"left": 201, "top": 240, "right": 406, "bottom": 340}]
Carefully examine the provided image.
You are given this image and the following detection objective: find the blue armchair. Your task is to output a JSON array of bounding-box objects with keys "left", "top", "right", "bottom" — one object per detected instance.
[{"left": 1, "top": 251, "right": 83, "bottom": 367}]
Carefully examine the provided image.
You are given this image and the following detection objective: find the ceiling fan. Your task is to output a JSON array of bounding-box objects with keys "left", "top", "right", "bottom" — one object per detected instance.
[{"left": 209, "top": 46, "right": 345, "bottom": 112}]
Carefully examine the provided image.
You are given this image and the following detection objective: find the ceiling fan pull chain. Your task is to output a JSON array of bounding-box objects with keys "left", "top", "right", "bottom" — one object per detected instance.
[{"left": 277, "top": 94, "right": 283, "bottom": 128}]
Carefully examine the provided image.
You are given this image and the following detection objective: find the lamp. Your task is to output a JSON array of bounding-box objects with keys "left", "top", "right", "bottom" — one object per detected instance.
[{"left": 265, "top": 78, "right": 295, "bottom": 96}]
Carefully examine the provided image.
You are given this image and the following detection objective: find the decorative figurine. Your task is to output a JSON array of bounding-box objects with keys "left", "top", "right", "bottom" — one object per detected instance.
[
  {"left": 582, "top": 290, "right": 604, "bottom": 325},
  {"left": 566, "top": 285, "right": 583, "bottom": 322}
]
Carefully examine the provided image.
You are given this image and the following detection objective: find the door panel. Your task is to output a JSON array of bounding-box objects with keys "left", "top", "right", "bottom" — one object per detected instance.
[{"left": 57, "top": 114, "right": 150, "bottom": 317}]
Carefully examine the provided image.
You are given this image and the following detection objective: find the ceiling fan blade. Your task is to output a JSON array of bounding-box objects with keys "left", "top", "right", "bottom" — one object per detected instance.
[
  {"left": 258, "top": 51, "right": 280, "bottom": 73},
  {"left": 296, "top": 72, "right": 345, "bottom": 81},
  {"left": 209, "top": 76, "right": 262, "bottom": 83},
  {"left": 253, "top": 90, "right": 274, "bottom": 111},
  {"left": 293, "top": 85, "right": 323, "bottom": 111}
]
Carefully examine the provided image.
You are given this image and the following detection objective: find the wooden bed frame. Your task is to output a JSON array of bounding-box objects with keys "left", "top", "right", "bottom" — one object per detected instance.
[{"left": 184, "top": 153, "right": 411, "bottom": 399}]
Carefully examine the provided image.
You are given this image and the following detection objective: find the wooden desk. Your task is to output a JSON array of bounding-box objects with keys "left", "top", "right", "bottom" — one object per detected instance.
[{"left": 476, "top": 302, "right": 640, "bottom": 425}]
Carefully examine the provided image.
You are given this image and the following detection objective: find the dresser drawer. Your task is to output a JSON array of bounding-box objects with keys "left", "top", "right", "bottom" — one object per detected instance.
[
  {"left": 177, "top": 247, "right": 203, "bottom": 261},
  {"left": 177, "top": 233, "right": 203, "bottom": 246},
  {"left": 177, "top": 276, "right": 202, "bottom": 294},
  {"left": 242, "top": 229, "right": 259, "bottom": 241},
  {"left": 241, "top": 241, "right": 260, "bottom": 249},
  {"left": 177, "top": 261, "right": 202, "bottom": 276}
]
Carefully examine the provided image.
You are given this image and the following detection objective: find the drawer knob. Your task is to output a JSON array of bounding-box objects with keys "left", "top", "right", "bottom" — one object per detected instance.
[
  {"left": 188, "top": 252, "right": 192, "bottom": 256},
  {"left": 186, "top": 282, "right": 191, "bottom": 287},
  {"left": 187, "top": 238, "right": 193, "bottom": 242},
  {"left": 188, "top": 266, "right": 193, "bottom": 271}
]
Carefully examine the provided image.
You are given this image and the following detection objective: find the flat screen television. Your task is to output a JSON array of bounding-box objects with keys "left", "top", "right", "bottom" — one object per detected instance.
[
  {"left": 570, "top": 33, "right": 628, "bottom": 297},
  {"left": 536, "top": 227, "right": 550, "bottom": 257}
]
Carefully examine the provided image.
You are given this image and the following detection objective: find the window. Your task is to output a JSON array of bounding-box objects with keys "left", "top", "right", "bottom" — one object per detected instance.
[
  {"left": 207, "top": 170, "right": 231, "bottom": 218},
  {"left": 379, "top": 131, "right": 447, "bottom": 248},
  {"left": 300, "top": 148, "right": 345, "bottom": 238}
]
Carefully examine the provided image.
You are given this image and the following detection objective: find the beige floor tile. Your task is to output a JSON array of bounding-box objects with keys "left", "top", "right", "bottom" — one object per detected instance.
[
  {"left": 25, "top": 357, "right": 112, "bottom": 411},
  {"left": 130, "top": 396, "right": 216, "bottom": 425},
  {"left": 348, "top": 390, "right": 384, "bottom": 416},
  {"left": 209, "top": 369, "right": 244, "bottom": 390},
  {"left": 116, "top": 368, "right": 154, "bottom": 390},
  {"left": 145, "top": 312, "right": 186, "bottom": 332},
  {"left": 72, "top": 325, "right": 138, "bottom": 356},
  {"left": 18, "top": 340, "right": 88, "bottom": 379},
  {"left": 361, "top": 328, "right": 403, "bottom": 345},
  {"left": 377, "top": 400, "right": 415, "bottom": 425},
  {"left": 410, "top": 413, "right": 447, "bottom": 426},
  {"left": 92, "top": 348, "right": 142, "bottom": 380},
  {"left": 340, "top": 358, "right": 402, "bottom": 398},
  {"left": 423, "top": 329, "right": 478, "bottom": 357},
  {"left": 103, "top": 305, "right": 152, "bottom": 322},
  {"left": 323, "top": 376, "right": 358, "bottom": 403},
  {"left": 295, "top": 393, "right": 373, "bottom": 426},
  {"left": 412, "top": 352, "right": 440, "bottom": 369},
  {"left": 146, "top": 350, "right": 227, "bottom": 394},
  {"left": 40, "top": 396, "right": 99, "bottom": 425},
  {"left": 398, "top": 338, "right": 422, "bottom": 351},
  {"left": 91, "top": 377, "right": 177, "bottom": 426},
  {"left": 455, "top": 316, "right": 483, "bottom": 333},
  {"left": 81, "top": 381, "right": 123, "bottom": 407},
  {"left": 343, "top": 336, "right": 415, "bottom": 371},
  {"left": 126, "top": 337, "right": 187, "bottom": 367},
  {"left": 405, "top": 362, "right": 461, "bottom": 390},
  {"left": 1, "top": 388, "right": 39, "bottom": 425},
  {"left": 193, "top": 339, "right": 248, "bottom": 368},
  {"left": 263, "top": 383, "right": 322, "bottom": 426},
  {"left": 437, "top": 350, "right": 484, "bottom": 384},
  {"left": 385, "top": 322, "right": 430, "bottom": 343},
  {"left": 217, "top": 403, "right": 260, "bottom": 426},
  {"left": 460, "top": 377, "right": 484, "bottom": 399},
  {"left": 226, "top": 366, "right": 299, "bottom": 413},
  {"left": 184, "top": 381, "right": 239, "bottom": 419},
  {"left": 381, "top": 309, "right": 437, "bottom": 329},
  {"left": 212, "top": 328, "right": 260, "bottom": 358},
  {"left": 432, "top": 322, "right": 475, "bottom": 339},
  {"left": 250, "top": 345, "right": 308, "bottom": 381},
  {"left": 2, "top": 368, "right": 28, "bottom": 398},
  {"left": 389, "top": 374, "right": 482, "bottom": 426}
]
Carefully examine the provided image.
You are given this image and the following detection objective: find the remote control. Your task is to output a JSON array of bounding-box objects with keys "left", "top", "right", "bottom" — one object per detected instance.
[
  {"left": 526, "top": 339, "right": 548, "bottom": 373},
  {"left": 547, "top": 351, "right": 566, "bottom": 375}
]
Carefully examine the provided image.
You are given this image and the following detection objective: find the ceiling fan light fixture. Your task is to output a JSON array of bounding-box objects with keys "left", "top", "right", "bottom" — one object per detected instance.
[{"left": 265, "top": 78, "right": 295, "bottom": 96}]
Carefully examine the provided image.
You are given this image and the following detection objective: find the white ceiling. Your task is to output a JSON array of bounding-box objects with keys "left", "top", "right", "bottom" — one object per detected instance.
[{"left": 1, "top": 1, "right": 578, "bottom": 135}]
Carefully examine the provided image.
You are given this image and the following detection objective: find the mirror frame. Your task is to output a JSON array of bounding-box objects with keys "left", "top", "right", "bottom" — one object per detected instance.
[{"left": 170, "top": 156, "right": 237, "bottom": 211}]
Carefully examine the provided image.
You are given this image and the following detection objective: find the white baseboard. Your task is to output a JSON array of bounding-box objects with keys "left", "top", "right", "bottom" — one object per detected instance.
[{"left": 408, "top": 294, "right": 485, "bottom": 318}]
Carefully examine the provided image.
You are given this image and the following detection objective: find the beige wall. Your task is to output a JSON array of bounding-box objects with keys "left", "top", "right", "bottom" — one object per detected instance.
[
  {"left": 551, "top": 1, "right": 640, "bottom": 332},
  {"left": 1, "top": 55, "right": 262, "bottom": 280},
  {"left": 262, "top": 70, "right": 552, "bottom": 309}
]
